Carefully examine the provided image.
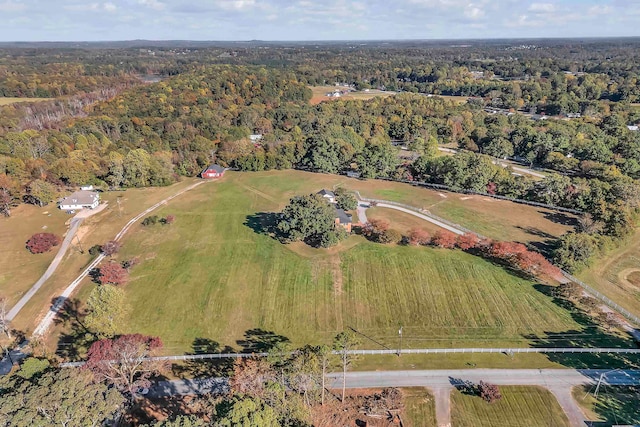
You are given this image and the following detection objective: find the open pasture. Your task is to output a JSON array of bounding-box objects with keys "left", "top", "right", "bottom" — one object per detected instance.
[
  {"left": 106, "top": 170, "right": 581, "bottom": 353},
  {"left": 309, "top": 85, "right": 395, "bottom": 105}
]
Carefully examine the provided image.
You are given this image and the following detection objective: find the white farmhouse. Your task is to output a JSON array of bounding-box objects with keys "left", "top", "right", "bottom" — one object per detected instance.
[{"left": 59, "top": 190, "right": 100, "bottom": 210}]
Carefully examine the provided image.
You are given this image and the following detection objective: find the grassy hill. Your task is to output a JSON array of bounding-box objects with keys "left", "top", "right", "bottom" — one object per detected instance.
[{"left": 108, "top": 171, "right": 581, "bottom": 353}]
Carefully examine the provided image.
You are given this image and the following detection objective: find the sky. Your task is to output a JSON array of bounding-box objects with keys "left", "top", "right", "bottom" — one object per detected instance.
[{"left": 0, "top": 0, "right": 639, "bottom": 41}]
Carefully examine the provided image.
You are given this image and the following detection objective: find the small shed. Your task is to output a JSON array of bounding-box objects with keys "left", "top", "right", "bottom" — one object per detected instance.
[{"left": 201, "top": 164, "right": 226, "bottom": 179}]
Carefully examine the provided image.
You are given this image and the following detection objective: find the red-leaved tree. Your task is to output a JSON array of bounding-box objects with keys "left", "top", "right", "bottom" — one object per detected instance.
[
  {"left": 478, "top": 381, "right": 502, "bottom": 403},
  {"left": 488, "top": 241, "right": 528, "bottom": 261},
  {"left": 101, "top": 240, "right": 121, "bottom": 257},
  {"left": 456, "top": 233, "right": 480, "bottom": 250},
  {"left": 26, "top": 233, "right": 61, "bottom": 254},
  {"left": 362, "top": 219, "right": 389, "bottom": 240},
  {"left": 408, "top": 228, "right": 431, "bottom": 246},
  {"left": 98, "top": 262, "right": 129, "bottom": 285},
  {"left": 431, "top": 230, "right": 457, "bottom": 249},
  {"left": 85, "top": 334, "right": 167, "bottom": 398},
  {"left": 515, "top": 250, "right": 561, "bottom": 277},
  {"left": 164, "top": 215, "right": 175, "bottom": 225}
]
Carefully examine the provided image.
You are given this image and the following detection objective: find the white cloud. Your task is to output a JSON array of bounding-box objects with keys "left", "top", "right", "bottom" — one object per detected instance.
[
  {"left": 464, "top": 5, "right": 485, "bottom": 20},
  {"left": 104, "top": 2, "right": 117, "bottom": 12},
  {"left": 587, "top": 5, "right": 611, "bottom": 15},
  {"left": 217, "top": 0, "right": 256, "bottom": 11},
  {"left": 139, "top": 0, "right": 165, "bottom": 11},
  {"left": 0, "top": 1, "right": 27, "bottom": 12},
  {"left": 528, "top": 3, "right": 556, "bottom": 13}
]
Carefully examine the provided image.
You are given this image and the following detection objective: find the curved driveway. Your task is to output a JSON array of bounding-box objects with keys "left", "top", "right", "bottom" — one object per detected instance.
[{"left": 6, "top": 204, "right": 107, "bottom": 321}]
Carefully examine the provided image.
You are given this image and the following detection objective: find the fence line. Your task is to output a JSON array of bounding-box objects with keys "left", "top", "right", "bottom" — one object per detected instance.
[
  {"left": 59, "top": 347, "right": 640, "bottom": 368},
  {"left": 561, "top": 272, "right": 640, "bottom": 326},
  {"left": 372, "top": 176, "right": 584, "bottom": 215}
]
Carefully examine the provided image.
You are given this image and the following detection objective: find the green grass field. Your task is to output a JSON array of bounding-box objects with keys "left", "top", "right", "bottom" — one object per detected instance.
[
  {"left": 0, "top": 97, "right": 51, "bottom": 105},
  {"left": 451, "top": 386, "right": 569, "bottom": 427},
  {"left": 403, "top": 388, "right": 437, "bottom": 427},
  {"left": 573, "top": 385, "right": 640, "bottom": 425},
  {"left": 107, "top": 171, "right": 582, "bottom": 354},
  {"left": 578, "top": 230, "right": 640, "bottom": 318}
]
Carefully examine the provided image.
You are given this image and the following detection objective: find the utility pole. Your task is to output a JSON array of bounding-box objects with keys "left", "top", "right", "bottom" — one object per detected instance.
[{"left": 397, "top": 326, "right": 403, "bottom": 357}]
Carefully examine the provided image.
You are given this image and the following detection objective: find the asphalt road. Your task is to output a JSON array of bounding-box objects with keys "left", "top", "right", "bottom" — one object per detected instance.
[
  {"left": 149, "top": 369, "right": 640, "bottom": 427},
  {"left": 374, "top": 203, "right": 465, "bottom": 235}
]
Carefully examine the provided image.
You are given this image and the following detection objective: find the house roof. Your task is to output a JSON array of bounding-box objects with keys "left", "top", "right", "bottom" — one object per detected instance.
[
  {"left": 317, "top": 189, "right": 335, "bottom": 198},
  {"left": 334, "top": 206, "right": 352, "bottom": 224},
  {"left": 59, "top": 190, "right": 99, "bottom": 206},
  {"left": 204, "top": 164, "right": 226, "bottom": 174}
]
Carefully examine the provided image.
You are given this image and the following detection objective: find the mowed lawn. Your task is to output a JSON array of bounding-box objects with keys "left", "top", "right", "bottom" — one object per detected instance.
[
  {"left": 117, "top": 171, "right": 580, "bottom": 352},
  {"left": 0, "top": 204, "right": 70, "bottom": 306},
  {"left": 451, "top": 386, "right": 570, "bottom": 427},
  {"left": 578, "top": 229, "right": 640, "bottom": 318}
]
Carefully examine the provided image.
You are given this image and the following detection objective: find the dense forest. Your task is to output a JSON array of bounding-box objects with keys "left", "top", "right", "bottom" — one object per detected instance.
[{"left": 2, "top": 40, "right": 640, "bottom": 269}]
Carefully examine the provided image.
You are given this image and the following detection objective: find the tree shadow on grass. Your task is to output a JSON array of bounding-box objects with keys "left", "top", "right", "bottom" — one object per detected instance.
[
  {"left": 582, "top": 386, "right": 640, "bottom": 426},
  {"left": 237, "top": 328, "right": 290, "bottom": 353},
  {"left": 52, "top": 297, "right": 98, "bottom": 361},
  {"left": 244, "top": 212, "right": 281, "bottom": 237},
  {"left": 538, "top": 210, "right": 579, "bottom": 227},
  {"left": 171, "top": 338, "right": 235, "bottom": 379},
  {"left": 523, "top": 284, "right": 640, "bottom": 369}
]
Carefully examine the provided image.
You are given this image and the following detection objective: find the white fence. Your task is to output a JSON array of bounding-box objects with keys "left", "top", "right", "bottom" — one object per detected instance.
[{"left": 59, "top": 347, "right": 640, "bottom": 368}]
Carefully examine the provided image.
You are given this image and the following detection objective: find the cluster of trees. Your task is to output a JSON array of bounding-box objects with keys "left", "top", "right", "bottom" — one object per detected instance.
[
  {"left": 277, "top": 194, "right": 347, "bottom": 248},
  {"left": 365, "top": 222, "right": 560, "bottom": 279},
  {"left": 142, "top": 214, "right": 175, "bottom": 226},
  {"left": 0, "top": 328, "right": 362, "bottom": 427}
]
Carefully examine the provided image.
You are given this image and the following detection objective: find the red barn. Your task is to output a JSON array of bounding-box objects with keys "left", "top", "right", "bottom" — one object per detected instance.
[{"left": 201, "top": 164, "right": 226, "bottom": 179}]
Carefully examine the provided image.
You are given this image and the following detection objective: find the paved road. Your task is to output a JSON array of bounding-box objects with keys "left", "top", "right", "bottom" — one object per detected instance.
[
  {"left": 148, "top": 369, "right": 640, "bottom": 427},
  {"left": 374, "top": 203, "right": 465, "bottom": 235},
  {"left": 6, "top": 204, "right": 107, "bottom": 321},
  {"left": 356, "top": 202, "right": 368, "bottom": 224}
]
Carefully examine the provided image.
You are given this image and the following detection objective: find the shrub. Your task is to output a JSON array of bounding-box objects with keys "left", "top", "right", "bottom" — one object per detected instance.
[
  {"left": 26, "top": 233, "right": 61, "bottom": 254},
  {"left": 122, "top": 257, "right": 140, "bottom": 271},
  {"left": 478, "top": 381, "right": 502, "bottom": 403},
  {"left": 88, "top": 244, "right": 102, "bottom": 256},
  {"left": 431, "top": 230, "right": 457, "bottom": 249},
  {"left": 408, "top": 228, "right": 431, "bottom": 246},
  {"left": 378, "top": 229, "right": 402, "bottom": 244},
  {"left": 101, "top": 240, "right": 121, "bottom": 257},
  {"left": 456, "top": 233, "right": 479, "bottom": 250},
  {"left": 142, "top": 215, "right": 160, "bottom": 226},
  {"left": 98, "top": 262, "right": 129, "bottom": 285}
]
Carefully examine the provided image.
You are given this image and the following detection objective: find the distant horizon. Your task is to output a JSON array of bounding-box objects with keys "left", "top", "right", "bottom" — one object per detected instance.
[
  {"left": 1, "top": 0, "right": 639, "bottom": 42},
  {"left": 2, "top": 35, "right": 640, "bottom": 45}
]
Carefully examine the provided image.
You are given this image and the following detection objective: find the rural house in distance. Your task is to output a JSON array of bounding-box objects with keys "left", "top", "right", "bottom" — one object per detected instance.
[
  {"left": 317, "top": 189, "right": 353, "bottom": 233},
  {"left": 201, "top": 164, "right": 226, "bottom": 179},
  {"left": 59, "top": 190, "right": 100, "bottom": 210}
]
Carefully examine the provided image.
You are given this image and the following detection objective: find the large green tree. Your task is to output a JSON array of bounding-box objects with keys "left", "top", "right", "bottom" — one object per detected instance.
[
  {"left": 84, "top": 284, "right": 129, "bottom": 338},
  {"left": 277, "top": 194, "right": 346, "bottom": 248},
  {"left": 0, "top": 369, "right": 123, "bottom": 427}
]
